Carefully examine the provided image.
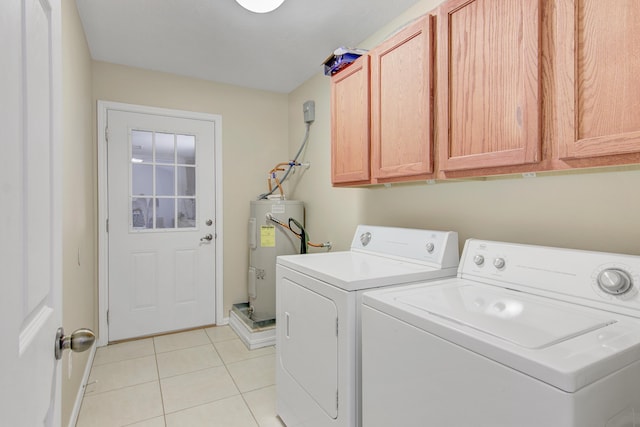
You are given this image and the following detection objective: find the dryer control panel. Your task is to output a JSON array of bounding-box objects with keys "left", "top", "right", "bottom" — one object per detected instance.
[
  {"left": 350, "top": 225, "right": 459, "bottom": 269},
  {"left": 459, "top": 239, "right": 640, "bottom": 318}
]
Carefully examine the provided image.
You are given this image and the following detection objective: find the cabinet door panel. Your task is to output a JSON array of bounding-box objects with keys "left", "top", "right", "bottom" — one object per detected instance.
[
  {"left": 557, "top": 0, "right": 640, "bottom": 159},
  {"left": 371, "top": 16, "right": 434, "bottom": 179},
  {"left": 331, "top": 56, "right": 371, "bottom": 184},
  {"left": 438, "top": 0, "right": 541, "bottom": 172}
]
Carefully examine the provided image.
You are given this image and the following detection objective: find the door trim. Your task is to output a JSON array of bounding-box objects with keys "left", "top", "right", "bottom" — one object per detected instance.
[{"left": 97, "top": 101, "right": 224, "bottom": 346}]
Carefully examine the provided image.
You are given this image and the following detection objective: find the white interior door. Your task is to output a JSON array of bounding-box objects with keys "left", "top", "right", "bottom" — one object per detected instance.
[
  {"left": 1, "top": 0, "right": 63, "bottom": 425},
  {"left": 107, "top": 109, "right": 217, "bottom": 341}
]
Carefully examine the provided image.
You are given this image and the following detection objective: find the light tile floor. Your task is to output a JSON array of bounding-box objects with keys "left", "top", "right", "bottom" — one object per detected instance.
[{"left": 76, "top": 326, "right": 285, "bottom": 427}]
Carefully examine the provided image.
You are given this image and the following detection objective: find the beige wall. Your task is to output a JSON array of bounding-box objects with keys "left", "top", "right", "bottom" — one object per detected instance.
[
  {"left": 61, "top": 0, "right": 96, "bottom": 425},
  {"left": 91, "top": 62, "right": 290, "bottom": 317},
  {"left": 286, "top": 73, "right": 367, "bottom": 251},
  {"left": 288, "top": 0, "right": 640, "bottom": 256}
]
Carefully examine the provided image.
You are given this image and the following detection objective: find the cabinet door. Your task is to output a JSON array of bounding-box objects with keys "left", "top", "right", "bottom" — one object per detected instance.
[
  {"left": 437, "top": 0, "right": 541, "bottom": 172},
  {"left": 556, "top": 0, "right": 640, "bottom": 160},
  {"left": 371, "top": 16, "right": 434, "bottom": 179},
  {"left": 331, "top": 56, "right": 371, "bottom": 185}
]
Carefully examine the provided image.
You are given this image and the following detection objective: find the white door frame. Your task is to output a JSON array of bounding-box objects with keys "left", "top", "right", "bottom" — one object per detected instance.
[{"left": 97, "top": 101, "right": 224, "bottom": 347}]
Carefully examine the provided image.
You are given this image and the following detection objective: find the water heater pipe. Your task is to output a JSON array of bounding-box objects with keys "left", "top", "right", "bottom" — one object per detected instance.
[
  {"left": 266, "top": 213, "right": 332, "bottom": 251},
  {"left": 257, "top": 122, "right": 311, "bottom": 200}
]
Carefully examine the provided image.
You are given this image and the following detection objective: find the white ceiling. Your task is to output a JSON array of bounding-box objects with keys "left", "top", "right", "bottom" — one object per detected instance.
[{"left": 75, "top": 0, "right": 422, "bottom": 93}]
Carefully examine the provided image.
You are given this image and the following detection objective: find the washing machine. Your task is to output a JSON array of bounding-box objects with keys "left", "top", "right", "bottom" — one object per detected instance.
[
  {"left": 362, "top": 239, "right": 640, "bottom": 427},
  {"left": 276, "top": 225, "right": 460, "bottom": 427}
]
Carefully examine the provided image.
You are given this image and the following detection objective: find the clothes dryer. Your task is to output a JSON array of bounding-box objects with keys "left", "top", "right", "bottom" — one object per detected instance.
[
  {"left": 276, "top": 225, "right": 459, "bottom": 427},
  {"left": 362, "top": 239, "right": 640, "bottom": 427}
]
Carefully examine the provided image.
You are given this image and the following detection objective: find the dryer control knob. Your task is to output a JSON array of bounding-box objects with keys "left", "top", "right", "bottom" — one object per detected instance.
[
  {"left": 425, "top": 242, "right": 435, "bottom": 253},
  {"left": 473, "top": 255, "right": 485, "bottom": 266},
  {"left": 597, "top": 269, "right": 632, "bottom": 295},
  {"left": 360, "top": 232, "right": 372, "bottom": 247},
  {"left": 493, "top": 258, "right": 506, "bottom": 269}
]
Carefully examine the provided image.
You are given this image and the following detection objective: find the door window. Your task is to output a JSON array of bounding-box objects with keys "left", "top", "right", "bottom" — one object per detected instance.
[{"left": 131, "top": 130, "right": 197, "bottom": 230}]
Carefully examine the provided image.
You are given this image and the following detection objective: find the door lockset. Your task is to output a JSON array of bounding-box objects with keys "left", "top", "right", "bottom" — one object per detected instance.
[{"left": 54, "top": 327, "right": 95, "bottom": 360}]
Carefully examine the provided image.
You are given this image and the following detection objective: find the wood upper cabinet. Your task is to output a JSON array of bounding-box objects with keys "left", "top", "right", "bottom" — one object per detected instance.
[
  {"left": 556, "top": 0, "right": 640, "bottom": 161},
  {"left": 331, "top": 15, "right": 434, "bottom": 186},
  {"left": 370, "top": 15, "right": 434, "bottom": 180},
  {"left": 330, "top": 0, "right": 640, "bottom": 186},
  {"left": 437, "top": 0, "right": 541, "bottom": 173},
  {"left": 331, "top": 55, "right": 370, "bottom": 185}
]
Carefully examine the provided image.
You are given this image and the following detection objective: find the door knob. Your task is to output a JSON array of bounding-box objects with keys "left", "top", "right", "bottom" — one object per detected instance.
[
  {"left": 200, "top": 233, "right": 213, "bottom": 242},
  {"left": 55, "top": 327, "right": 95, "bottom": 360}
]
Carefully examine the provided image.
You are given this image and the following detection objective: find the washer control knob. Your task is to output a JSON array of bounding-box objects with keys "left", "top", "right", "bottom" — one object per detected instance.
[
  {"left": 473, "top": 255, "right": 485, "bottom": 266},
  {"left": 493, "top": 258, "right": 506, "bottom": 269},
  {"left": 597, "top": 269, "right": 632, "bottom": 295},
  {"left": 425, "top": 242, "right": 435, "bottom": 253}
]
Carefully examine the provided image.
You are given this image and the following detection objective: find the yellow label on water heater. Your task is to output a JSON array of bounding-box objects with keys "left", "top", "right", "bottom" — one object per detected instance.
[{"left": 260, "top": 225, "right": 276, "bottom": 247}]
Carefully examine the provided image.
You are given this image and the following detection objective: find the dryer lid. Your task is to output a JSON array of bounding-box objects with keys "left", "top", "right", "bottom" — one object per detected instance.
[
  {"left": 395, "top": 284, "right": 614, "bottom": 349},
  {"left": 277, "top": 251, "right": 456, "bottom": 291}
]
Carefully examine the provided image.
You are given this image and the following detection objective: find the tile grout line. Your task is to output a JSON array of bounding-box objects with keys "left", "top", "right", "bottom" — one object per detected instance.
[
  {"left": 218, "top": 345, "right": 261, "bottom": 427},
  {"left": 78, "top": 344, "right": 159, "bottom": 426},
  {"left": 84, "top": 327, "right": 273, "bottom": 426},
  {"left": 84, "top": 355, "right": 158, "bottom": 397},
  {"left": 92, "top": 349, "right": 156, "bottom": 368},
  {"left": 224, "top": 351, "right": 275, "bottom": 368},
  {"left": 209, "top": 326, "right": 265, "bottom": 427},
  {"left": 159, "top": 328, "right": 247, "bottom": 420},
  {"left": 154, "top": 341, "right": 217, "bottom": 355},
  {"left": 82, "top": 379, "right": 159, "bottom": 398},
  {"left": 152, "top": 336, "right": 169, "bottom": 427},
  {"left": 155, "top": 360, "right": 227, "bottom": 381}
]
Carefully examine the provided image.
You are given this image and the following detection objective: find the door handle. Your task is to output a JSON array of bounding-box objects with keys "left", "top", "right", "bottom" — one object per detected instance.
[
  {"left": 285, "top": 312, "right": 290, "bottom": 339},
  {"left": 55, "top": 327, "right": 95, "bottom": 360},
  {"left": 200, "top": 233, "right": 213, "bottom": 242}
]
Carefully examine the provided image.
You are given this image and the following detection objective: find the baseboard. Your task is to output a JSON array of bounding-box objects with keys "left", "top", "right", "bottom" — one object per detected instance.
[{"left": 67, "top": 345, "right": 96, "bottom": 427}]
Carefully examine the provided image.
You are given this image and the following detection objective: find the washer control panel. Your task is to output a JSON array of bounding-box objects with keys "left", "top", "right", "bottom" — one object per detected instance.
[
  {"left": 591, "top": 263, "right": 639, "bottom": 304},
  {"left": 460, "top": 239, "right": 640, "bottom": 317}
]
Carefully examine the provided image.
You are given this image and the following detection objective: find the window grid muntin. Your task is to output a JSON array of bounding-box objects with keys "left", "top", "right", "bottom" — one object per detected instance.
[{"left": 130, "top": 130, "right": 197, "bottom": 231}]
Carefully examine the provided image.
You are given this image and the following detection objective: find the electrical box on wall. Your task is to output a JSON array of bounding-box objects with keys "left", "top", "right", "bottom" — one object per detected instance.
[{"left": 303, "top": 100, "right": 315, "bottom": 123}]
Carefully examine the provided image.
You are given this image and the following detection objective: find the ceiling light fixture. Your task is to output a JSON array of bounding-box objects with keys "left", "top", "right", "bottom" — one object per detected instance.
[{"left": 235, "top": 0, "right": 285, "bottom": 14}]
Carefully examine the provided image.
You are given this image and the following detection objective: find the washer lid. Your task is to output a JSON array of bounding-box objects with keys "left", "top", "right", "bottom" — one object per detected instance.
[
  {"left": 364, "top": 279, "right": 640, "bottom": 392},
  {"left": 397, "top": 284, "right": 613, "bottom": 349}
]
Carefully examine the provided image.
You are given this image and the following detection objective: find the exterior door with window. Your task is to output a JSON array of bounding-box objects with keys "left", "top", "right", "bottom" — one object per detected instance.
[{"left": 107, "top": 109, "right": 216, "bottom": 341}]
